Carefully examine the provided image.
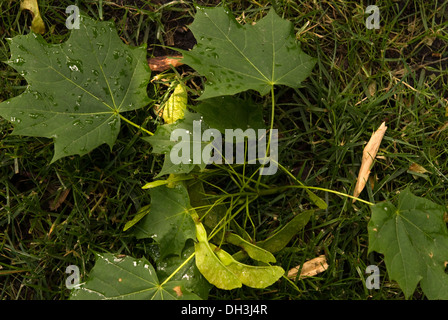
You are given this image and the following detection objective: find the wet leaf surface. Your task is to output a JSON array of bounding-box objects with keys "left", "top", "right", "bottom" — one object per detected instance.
[
  {"left": 368, "top": 188, "right": 448, "bottom": 299},
  {"left": 70, "top": 253, "right": 200, "bottom": 300},
  {"left": 163, "top": 83, "right": 188, "bottom": 124},
  {"left": 143, "top": 111, "right": 211, "bottom": 176},
  {"left": 133, "top": 184, "right": 196, "bottom": 259},
  {"left": 192, "top": 96, "right": 265, "bottom": 132},
  {"left": 182, "top": 7, "right": 316, "bottom": 99},
  {"left": 0, "top": 13, "right": 151, "bottom": 162}
]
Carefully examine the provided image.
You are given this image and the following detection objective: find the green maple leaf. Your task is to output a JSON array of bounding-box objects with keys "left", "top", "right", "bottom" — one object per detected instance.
[
  {"left": 192, "top": 96, "right": 265, "bottom": 133},
  {"left": 368, "top": 188, "right": 448, "bottom": 299},
  {"left": 143, "top": 111, "right": 211, "bottom": 176},
  {"left": 181, "top": 7, "right": 316, "bottom": 99},
  {"left": 257, "top": 209, "right": 313, "bottom": 253},
  {"left": 70, "top": 253, "right": 200, "bottom": 300},
  {"left": 0, "top": 14, "right": 151, "bottom": 162},
  {"left": 133, "top": 184, "right": 196, "bottom": 259}
]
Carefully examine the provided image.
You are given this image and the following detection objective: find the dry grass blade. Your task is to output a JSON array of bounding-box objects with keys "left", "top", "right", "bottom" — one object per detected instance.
[{"left": 352, "top": 122, "right": 387, "bottom": 202}]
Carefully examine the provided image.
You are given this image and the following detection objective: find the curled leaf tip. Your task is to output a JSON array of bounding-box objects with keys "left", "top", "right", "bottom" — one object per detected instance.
[{"left": 21, "top": 0, "right": 46, "bottom": 34}]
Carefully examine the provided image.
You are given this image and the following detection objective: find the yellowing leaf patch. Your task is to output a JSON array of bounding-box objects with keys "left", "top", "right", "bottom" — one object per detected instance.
[
  {"left": 163, "top": 83, "right": 188, "bottom": 124},
  {"left": 21, "top": 0, "right": 45, "bottom": 34}
]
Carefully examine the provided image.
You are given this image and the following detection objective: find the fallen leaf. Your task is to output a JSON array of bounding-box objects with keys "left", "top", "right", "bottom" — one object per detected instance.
[
  {"left": 0, "top": 14, "right": 151, "bottom": 162},
  {"left": 409, "top": 162, "right": 429, "bottom": 174},
  {"left": 369, "top": 175, "right": 376, "bottom": 191},
  {"left": 148, "top": 55, "right": 183, "bottom": 72},
  {"left": 70, "top": 253, "right": 201, "bottom": 300},
  {"left": 21, "top": 0, "right": 45, "bottom": 34},
  {"left": 367, "top": 81, "right": 376, "bottom": 98},
  {"left": 423, "top": 36, "right": 435, "bottom": 46},
  {"left": 368, "top": 188, "right": 448, "bottom": 299},
  {"left": 162, "top": 83, "right": 187, "bottom": 124},
  {"left": 353, "top": 122, "right": 387, "bottom": 202},
  {"left": 287, "top": 255, "right": 328, "bottom": 279},
  {"left": 49, "top": 188, "right": 70, "bottom": 211},
  {"left": 181, "top": 7, "right": 316, "bottom": 100}
]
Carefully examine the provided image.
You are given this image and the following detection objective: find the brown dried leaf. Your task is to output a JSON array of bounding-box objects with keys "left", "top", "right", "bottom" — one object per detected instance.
[
  {"left": 49, "top": 188, "right": 70, "bottom": 211},
  {"left": 287, "top": 255, "right": 328, "bottom": 280},
  {"left": 148, "top": 55, "right": 183, "bottom": 72},
  {"left": 409, "top": 163, "right": 429, "bottom": 174},
  {"left": 353, "top": 122, "right": 387, "bottom": 202},
  {"left": 367, "top": 81, "right": 376, "bottom": 98}
]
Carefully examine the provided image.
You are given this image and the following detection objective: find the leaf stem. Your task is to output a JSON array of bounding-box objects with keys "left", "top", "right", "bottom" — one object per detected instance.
[
  {"left": 159, "top": 251, "right": 196, "bottom": 287},
  {"left": 256, "top": 85, "right": 276, "bottom": 189},
  {"left": 119, "top": 114, "right": 154, "bottom": 136},
  {"left": 269, "top": 85, "right": 276, "bottom": 138},
  {"left": 274, "top": 160, "right": 375, "bottom": 206},
  {"left": 205, "top": 184, "right": 374, "bottom": 206}
]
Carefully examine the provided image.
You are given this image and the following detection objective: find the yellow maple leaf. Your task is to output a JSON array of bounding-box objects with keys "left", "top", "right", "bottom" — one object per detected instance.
[
  {"left": 162, "top": 83, "right": 187, "bottom": 124},
  {"left": 21, "top": 0, "right": 46, "bottom": 34}
]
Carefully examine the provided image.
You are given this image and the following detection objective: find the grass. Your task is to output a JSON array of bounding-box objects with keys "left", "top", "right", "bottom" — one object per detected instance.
[{"left": 1, "top": 0, "right": 447, "bottom": 300}]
